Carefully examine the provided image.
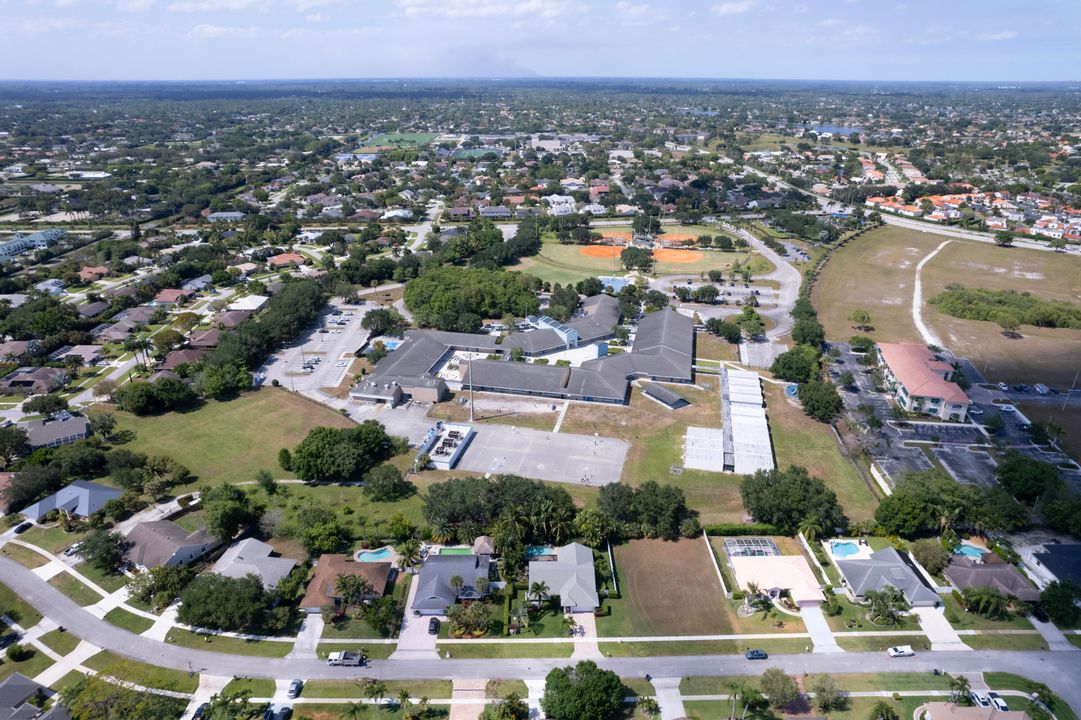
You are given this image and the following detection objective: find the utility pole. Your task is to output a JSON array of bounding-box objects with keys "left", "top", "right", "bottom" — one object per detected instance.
[
  {"left": 1065, "top": 367, "right": 1079, "bottom": 412},
  {"left": 468, "top": 357, "right": 474, "bottom": 422}
]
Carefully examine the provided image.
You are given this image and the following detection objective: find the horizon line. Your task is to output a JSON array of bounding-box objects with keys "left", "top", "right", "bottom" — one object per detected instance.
[{"left": 1, "top": 76, "right": 1079, "bottom": 85}]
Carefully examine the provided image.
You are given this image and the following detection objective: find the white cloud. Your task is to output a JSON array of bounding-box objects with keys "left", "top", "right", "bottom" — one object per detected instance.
[
  {"left": 615, "top": 1, "right": 649, "bottom": 20},
  {"left": 285, "top": 0, "right": 343, "bottom": 10},
  {"left": 710, "top": 0, "right": 753, "bottom": 17},
  {"left": 305, "top": 12, "right": 327, "bottom": 22},
  {"left": 394, "top": 0, "right": 585, "bottom": 19},
  {"left": 187, "top": 22, "right": 262, "bottom": 38},
  {"left": 54, "top": 0, "right": 80, "bottom": 8},
  {"left": 978, "top": 30, "right": 1017, "bottom": 41},
  {"left": 116, "top": 0, "right": 154, "bottom": 11},
  {"left": 168, "top": 0, "right": 259, "bottom": 11}
]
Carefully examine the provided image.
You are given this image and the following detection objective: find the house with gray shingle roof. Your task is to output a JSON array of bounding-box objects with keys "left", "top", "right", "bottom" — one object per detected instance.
[
  {"left": 528, "top": 543, "right": 599, "bottom": 613},
  {"left": 413, "top": 554, "right": 491, "bottom": 616},
  {"left": 836, "top": 547, "right": 939, "bottom": 607},
  {"left": 20, "top": 479, "right": 121, "bottom": 522},
  {"left": 211, "top": 538, "right": 297, "bottom": 589}
]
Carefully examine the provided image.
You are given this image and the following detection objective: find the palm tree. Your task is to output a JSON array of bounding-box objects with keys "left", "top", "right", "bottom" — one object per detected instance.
[
  {"left": 124, "top": 337, "right": 152, "bottom": 366},
  {"left": 725, "top": 680, "right": 744, "bottom": 719},
  {"left": 798, "top": 515, "right": 823, "bottom": 544},
  {"left": 396, "top": 689, "right": 411, "bottom": 710},
  {"left": 361, "top": 679, "right": 387, "bottom": 704},
  {"left": 549, "top": 506, "right": 575, "bottom": 545},
  {"left": 431, "top": 519, "right": 456, "bottom": 545},
  {"left": 338, "top": 702, "right": 365, "bottom": 720},
  {"left": 449, "top": 575, "right": 465, "bottom": 598},
  {"left": 397, "top": 539, "right": 421, "bottom": 572},
  {"left": 528, "top": 580, "right": 549, "bottom": 606},
  {"left": 866, "top": 586, "right": 910, "bottom": 626},
  {"left": 949, "top": 674, "right": 971, "bottom": 705}
]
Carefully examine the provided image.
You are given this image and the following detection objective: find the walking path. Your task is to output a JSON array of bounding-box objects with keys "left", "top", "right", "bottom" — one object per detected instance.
[
  {"left": 911, "top": 239, "right": 951, "bottom": 347},
  {"left": 180, "top": 674, "right": 232, "bottom": 720},
  {"left": 652, "top": 676, "right": 687, "bottom": 720},
  {"left": 552, "top": 400, "right": 570, "bottom": 433},
  {"left": 33, "top": 639, "right": 101, "bottom": 687}
]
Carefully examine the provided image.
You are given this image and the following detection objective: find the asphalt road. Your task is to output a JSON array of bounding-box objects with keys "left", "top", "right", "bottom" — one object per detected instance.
[
  {"left": 726, "top": 223, "right": 802, "bottom": 341},
  {"left": 6, "top": 556, "right": 1080, "bottom": 711}
]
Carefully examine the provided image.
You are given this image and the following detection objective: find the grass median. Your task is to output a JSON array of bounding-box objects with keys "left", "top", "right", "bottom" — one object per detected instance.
[{"left": 165, "top": 628, "right": 293, "bottom": 657}]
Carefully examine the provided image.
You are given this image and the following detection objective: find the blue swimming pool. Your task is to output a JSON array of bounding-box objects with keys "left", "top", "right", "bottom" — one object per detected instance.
[
  {"left": 357, "top": 547, "right": 393, "bottom": 562},
  {"left": 526, "top": 545, "right": 555, "bottom": 558},
  {"left": 955, "top": 543, "right": 984, "bottom": 558},
  {"left": 598, "top": 276, "right": 629, "bottom": 292},
  {"left": 831, "top": 541, "right": 860, "bottom": 558},
  {"left": 382, "top": 340, "right": 402, "bottom": 351}
]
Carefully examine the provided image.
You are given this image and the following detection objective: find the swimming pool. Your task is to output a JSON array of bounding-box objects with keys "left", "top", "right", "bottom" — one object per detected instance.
[
  {"left": 438, "top": 547, "right": 473, "bottom": 556},
  {"left": 830, "top": 541, "right": 860, "bottom": 558},
  {"left": 526, "top": 545, "right": 555, "bottom": 558},
  {"left": 955, "top": 543, "right": 985, "bottom": 558},
  {"left": 598, "top": 276, "right": 629, "bottom": 292},
  {"left": 357, "top": 547, "right": 393, "bottom": 562},
  {"left": 382, "top": 339, "right": 402, "bottom": 351}
]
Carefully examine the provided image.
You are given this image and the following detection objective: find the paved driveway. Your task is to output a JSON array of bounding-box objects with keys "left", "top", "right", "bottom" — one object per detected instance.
[
  {"left": 392, "top": 573, "right": 440, "bottom": 660},
  {"left": 800, "top": 603, "right": 842, "bottom": 654},
  {"left": 457, "top": 425, "right": 627, "bottom": 485}
]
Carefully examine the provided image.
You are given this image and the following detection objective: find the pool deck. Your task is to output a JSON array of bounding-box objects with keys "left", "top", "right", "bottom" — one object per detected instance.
[{"left": 822, "top": 538, "right": 874, "bottom": 563}]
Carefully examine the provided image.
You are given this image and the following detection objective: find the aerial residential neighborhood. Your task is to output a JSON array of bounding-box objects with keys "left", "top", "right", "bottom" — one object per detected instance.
[{"left": 0, "top": 4, "right": 1079, "bottom": 720}]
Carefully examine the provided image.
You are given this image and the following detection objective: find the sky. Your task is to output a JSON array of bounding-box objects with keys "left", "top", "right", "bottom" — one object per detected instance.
[{"left": 0, "top": 0, "right": 1078, "bottom": 82}]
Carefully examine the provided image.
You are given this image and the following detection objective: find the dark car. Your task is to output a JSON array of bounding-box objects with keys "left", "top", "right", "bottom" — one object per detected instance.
[
  {"left": 745, "top": 649, "right": 768, "bottom": 660},
  {"left": 1031, "top": 605, "right": 1050, "bottom": 623},
  {"left": 192, "top": 703, "right": 208, "bottom": 719},
  {"left": 13, "top": 522, "right": 31, "bottom": 535},
  {"left": 428, "top": 618, "right": 440, "bottom": 635},
  {"left": 286, "top": 679, "right": 302, "bottom": 699},
  {"left": 0, "top": 633, "right": 21, "bottom": 649},
  {"left": 275, "top": 710, "right": 293, "bottom": 720}
]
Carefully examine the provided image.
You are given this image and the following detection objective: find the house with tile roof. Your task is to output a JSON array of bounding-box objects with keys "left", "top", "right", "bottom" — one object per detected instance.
[{"left": 877, "top": 342, "right": 969, "bottom": 421}]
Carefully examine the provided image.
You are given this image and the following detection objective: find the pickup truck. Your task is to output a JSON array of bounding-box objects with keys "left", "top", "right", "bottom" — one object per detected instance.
[{"left": 326, "top": 651, "right": 367, "bottom": 667}]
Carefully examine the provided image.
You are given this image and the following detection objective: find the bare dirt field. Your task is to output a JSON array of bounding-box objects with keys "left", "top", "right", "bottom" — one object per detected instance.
[{"left": 580, "top": 245, "right": 623, "bottom": 258}]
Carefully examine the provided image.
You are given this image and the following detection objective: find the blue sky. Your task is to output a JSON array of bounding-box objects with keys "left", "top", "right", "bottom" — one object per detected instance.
[{"left": 0, "top": 0, "right": 1077, "bottom": 81}]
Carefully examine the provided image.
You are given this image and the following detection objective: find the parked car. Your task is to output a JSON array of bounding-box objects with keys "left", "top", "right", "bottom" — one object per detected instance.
[
  {"left": 192, "top": 703, "right": 209, "bottom": 719},
  {"left": 987, "top": 693, "right": 1009, "bottom": 712},
  {"left": 0, "top": 632, "right": 21, "bottom": 649},
  {"left": 886, "top": 645, "right": 915, "bottom": 657},
  {"left": 275, "top": 709, "right": 293, "bottom": 720},
  {"left": 428, "top": 618, "right": 440, "bottom": 635},
  {"left": 63, "top": 542, "right": 82, "bottom": 557},
  {"left": 997, "top": 382, "right": 1010, "bottom": 391},
  {"left": 744, "top": 649, "right": 768, "bottom": 660},
  {"left": 970, "top": 693, "right": 990, "bottom": 708},
  {"left": 13, "top": 522, "right": 32, "bottom": 535},
  {"left": 1031, "top": 605, "right": 1050, "bottom": 623},
  {"left": 999, "top": 404, "right": 1017, "bottom": 413},
  {"left": 969, "top": 406, "right": 984, "bottom": 416},
  {"left": 287, "top": 680, "right": 303, "bottom": 699}
]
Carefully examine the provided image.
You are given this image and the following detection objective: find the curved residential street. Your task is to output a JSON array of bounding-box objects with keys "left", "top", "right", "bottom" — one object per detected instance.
[
  {"left": 5, "top": 555, "right": 1080, "bottom": 712},
  {"left": 727, "top": 224, "right": 802, "bottom": 341}
]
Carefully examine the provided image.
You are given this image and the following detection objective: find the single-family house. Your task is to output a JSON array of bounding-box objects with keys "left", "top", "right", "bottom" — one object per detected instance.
[
  {"left": 211, "top": 538, "right": 297, "bottom": 589},
  {"left": 877, "top": 343, "right": 970, "bottom": 421},
  {"left": 0, "top": 672, "right": 55, "bottom": 720},
  {"left": 77, "top": 265, "right": 109, "bottom": 283},
  {"left": 728, "top": 553, "right": 825, "bottom": 608},
  {"left": 527, "top": 542, "right": 600, "bottom": 613},
  {"left": 20, "top": 415, "right": 91, "bottom": 450},
  {"left": 943, "top": 553, "right": 1039, "bottom": 603},
  {"left": 152, "top": 289, "right": 194, "bottom": 307},
  {"left": 268, "top": 253, "right": 306, "bottom": 269},
  {"left": 478, "top": 205, "right": 511, "bottom": 220},
  {"left": 1030, "top": 544, "right": 1081, "bottom": 586},
  {"left": 216, "top": 310, "right": 252, "bottom": 329},
  {"left": 52, "top": 345, "right": 103, "bottom": 366},
  {"left": 33, "top": 279, "right": 65, "bottom": 296},
  {"left": 20, "top": 480, "right": 121, "bottom": 522},
  {"left": 0, "top": 367, "right": 68, "bottom": 395},
  {"left": 76, "top": 301, "right": 110, "bottom": 320},
  {"left": 227, "top": 295, "right": 269, "bottom": 313},
  {"left": 160, "top": 349, "right": 206, "bottom": 370},
  {"left": 181, "top": 274, "right": 213, "bottom": 292},
  {"left": 299, "top": 554, "right": 392, "bottom": 613},
  {"left": 189, "top": 328, "right": 222, "bottom": 349},
  {"left": 125, "top": 520, "right": 211, "bottom": 569},
  {"left": 413, "top": 554, "right": 491, "bottom": 615},
  {"left": 835, "top": 547, "right": 939, "bottom": 607},
  {"left": 207, "top": 211, "right": 245, "bottom": 223},
  {"left": 0, "top": 341, "right": 41, "bottom": 361}
]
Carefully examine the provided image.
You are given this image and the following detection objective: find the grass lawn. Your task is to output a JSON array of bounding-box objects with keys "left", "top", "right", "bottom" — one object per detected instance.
[
  {"left": 560, "top": 385, "right": 744, "bottom": 524},
  {"left": 270, "top": 704, "right": 445, "bottom": 720},
  {"left": 1016, "top": 403, "right": 1081, "bottom": 461},
  {"left": 38, "top": 629, "right": 79, "bottom": 656},
  {"left": 824, "top": 599, "right": 920, "bottom": 633},
  {"left": 939, "top": 593, "right": 1033, "bottom": 631},
  {"left": 428, "top": 393, "right": 557, "bottom": 432},
  {"left": 0, "top": 581, "right": 42, "bottom": 628},
  {"left": 601, "top": 637, "right": 810, "bottom": 657},
  {"left": 47, "top": 573, "right": 102, "bottom": 607},
  {"left": 1068, "top": 634, "right": 1081, "bottom": 650},
  {"left": 94, "top": 388, "right": 355, "bottom": 490},
  {"left": 74, "top": 562, "right": 127, "bottom": 593},
  {"left": 0, "top": 543, "right": 48, "bottom": 569},
  {"left": 487, "top": 679, "right": 528, "bottom": 698},
  {"left": 18, "top": 525, "right": 86, "bottom": 554},
  {"left": 962, "top": 633, "right": 1047, "bottom": 651},
  {"left": 223, "top": 677, "right": 276, "bottom": 698},
  {"left": 682, "top": 672, "right": 950, "bottom": 695},
  {"left": 597, "top": 539, "right": 730, "bottom": 637},
  {"left": 316, "top": 642, "right": 396, "bottom": 660},
  {"left": 302, "top": 679, "right": 452, "bottom": 699},
  {"left": 84, "top": 650, "right": 199, "bottom": 693},
  {"left": 165, "top": 628, "right": 293, "bottom": 657},
  {"left": 50, "top": 670, "right": 86, "bottom": 693},
  {"left": 984, "top": 672, "right": 1079, "bottom": 720},
  {"left": 321, "top": 615, "right": 386, "bottom": 640},
  {"left": 694, "top": 331, "right": 740, "bottom": 363},
  {"left": 764, "top": 382, "right": 879, "bottom": 522},
  {"left": 0, "top": 646, "right": 54, "bottom": 682},
  {"left": 835, "top": 635, "right": 929, "bottom": 652},
  {"left": 104, "top": 607, "right": 155, "bottom": 634},
  {"left": 435, "top": 642, "right": 573, "bottom": 659}
]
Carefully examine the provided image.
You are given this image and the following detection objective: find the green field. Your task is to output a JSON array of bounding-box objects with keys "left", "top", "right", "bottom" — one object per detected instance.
[
  {"left": 356, "top": 132, "right": 439, "bottom": 153},
  {"left": 94, "top": 388, "right": 355, "bottom": 490},
  {"left": 222, "top": 677, "right": 276, "bottom": 698},
  {"left": 813, "top": 225, "right": 1081, "bottom": 387},
  {"left": 435, "top": 642, "right": 573, "bottom": 659},
  {"left": 0, "top": 543, "right": 48, "bottom": 569},
  {"left": 0, "top": 645, "right": 54, "bottom": 682},
  {"left": 301, "top": 679, "right": 452, "bottom": 699},
  {"left": 38, "top": 629, "right": 80, "bottom": 656}
]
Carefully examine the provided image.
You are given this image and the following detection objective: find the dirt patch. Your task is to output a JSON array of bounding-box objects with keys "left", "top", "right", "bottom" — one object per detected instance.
[
  {"left": 580, "top": 245, "right": 623, "bottom": 258},
  {"left": 654, "top": 248, "right": 704, "bottom": 263},
  {"left": 609, "top": 538, "right": 729, "bottom": 635}
]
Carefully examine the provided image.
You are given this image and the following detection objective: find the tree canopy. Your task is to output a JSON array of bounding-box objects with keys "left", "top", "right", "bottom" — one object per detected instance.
[
  {"left": 541, "top": 660, "right": 626, "bottom": 720},
  {"left": 740, "top": 465, "right": 847, "bottom": 535},
  {"left": 289, "top": 421, "right": 393, "bottom": 483}
]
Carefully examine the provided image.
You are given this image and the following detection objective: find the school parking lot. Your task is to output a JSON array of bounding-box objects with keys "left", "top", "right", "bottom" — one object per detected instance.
[{"left": 260, "top": 300, "right": 371, "bottom": 393}]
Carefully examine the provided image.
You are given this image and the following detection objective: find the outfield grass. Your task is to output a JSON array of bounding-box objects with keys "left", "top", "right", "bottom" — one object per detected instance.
[
  {"left": 764, "top": 382, "right": 878, "bottom": 522},
  {"left": 104, "top": 607, "right": 155, "bottom": 634},
  {"left": 559, "top": 384, "right": 744, "bottom": 524},
  {"left": 165, "top": 628, "right": 293, "bottom": 657},
  {"left": 0, "top": 581, "right": 41, "bottom": 628},
  {"left": 38, "top": 629, "right": 79, "bottom": 656},
  {"left": 94, "top": 388, "right": 355, "bottom": 490},
  {"left": 47, "top": 573, "right": 102, "bottom": 607},
  {"left": 223, "top": 677, "right": 276, "bottom": 697},
  {"left": 0, "top": 646, "right": 54, "bottom": 682},
  {"left": 0, "top": 543, "right": 48, "bottom": 569},
  {"left": 84, "top": 650, "right": 199, "bottom": 693}
]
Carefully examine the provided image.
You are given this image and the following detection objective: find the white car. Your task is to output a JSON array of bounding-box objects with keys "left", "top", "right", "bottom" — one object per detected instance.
[
  {"left": 335, "top": 361, "right": 347, "bottom": 367},
  {"left": 970, "top": 692, "right": 991, "bottom": 708},
  {"left": 886, "top": 645, "right": 915, "bottom": 657},
  {"left": 969, "top": 406, "right": 984, "bottom": 416},
  {"left": 987, "top": 693, "right": 1009, "bottom": 712}
]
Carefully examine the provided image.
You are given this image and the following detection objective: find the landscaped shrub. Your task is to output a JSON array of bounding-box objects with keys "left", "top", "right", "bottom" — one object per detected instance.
[{"left": 702, "top": 522, "right": 781, "bottom": 536}]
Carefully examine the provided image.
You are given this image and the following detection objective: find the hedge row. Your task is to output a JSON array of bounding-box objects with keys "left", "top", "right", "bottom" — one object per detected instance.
[{"left": 703, "top": 523, "right": 782, "bottom": 537}]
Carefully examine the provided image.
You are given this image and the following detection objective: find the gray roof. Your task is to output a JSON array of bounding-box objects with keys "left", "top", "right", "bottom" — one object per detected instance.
[
  {"left": 836, "top": 547, "right": 939, "bottom": 606},
  {"left": 20, "top": 479, "right": 119, "bottom": 521},
  {"left": 643, "top": 382, "right": 688, "bottom": 408},
  {"left": 943, "top": 555, "right": 1039, "bottom": 602},
  {"left": 211, "top": 538, "right": 297, "bottom": 589},
  {"left": 126, "top": 520, "right": 211, "bottom": 568},
  {"left": 1037, "top": 544, "right": 1081, "bottom": 586},
  {"left": 528, "top": 543, "right": 599, "bottom": 611},
  {"left": 76, "top": 301, "right": 110, "bottom": 318},
  {"left": 0, "top": 673, "right": 48, "bottom": 720},
  {"left": 414, "top": 554, "right": 490, "bottom": 612},
  {"left": 462, "top": 359, "right": 627, "bottom": 403}
]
